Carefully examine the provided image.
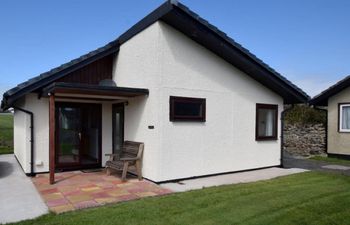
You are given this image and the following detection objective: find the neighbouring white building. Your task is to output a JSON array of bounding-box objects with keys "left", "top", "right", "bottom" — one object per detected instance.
[{"left": 1, "top": 1, "right": 308, "bottom": 183}]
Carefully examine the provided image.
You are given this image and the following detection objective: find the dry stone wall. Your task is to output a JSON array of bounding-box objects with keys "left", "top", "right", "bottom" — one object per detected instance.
[{"left": 283, "top": 123, "right": 326, "bottom": 156}]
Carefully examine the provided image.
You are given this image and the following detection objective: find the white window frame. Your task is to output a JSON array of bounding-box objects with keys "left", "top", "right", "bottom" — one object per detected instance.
[{"left": 339, "top": 103, "right": 350, "bottom": 132}]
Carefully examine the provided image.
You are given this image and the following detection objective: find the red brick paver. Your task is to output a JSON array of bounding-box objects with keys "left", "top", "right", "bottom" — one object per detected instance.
[{"left": 32, "top": 171, "right": 172, "bottom": 213}]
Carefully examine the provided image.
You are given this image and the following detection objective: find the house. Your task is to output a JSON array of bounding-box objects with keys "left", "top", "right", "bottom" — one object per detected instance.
[
  {"left": 310, "top": 75, "right": 350, "bottom": 159},
  {"left": 1, "top": 1, "right": 308, "bottom": 183}
]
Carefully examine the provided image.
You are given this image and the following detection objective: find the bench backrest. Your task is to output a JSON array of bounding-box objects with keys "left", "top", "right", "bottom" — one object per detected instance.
[{"left": 121, "top": 141, "right": 144, "bottom": 159}]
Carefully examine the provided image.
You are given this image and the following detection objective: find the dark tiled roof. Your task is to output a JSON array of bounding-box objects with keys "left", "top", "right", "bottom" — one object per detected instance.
[
  {"left": 4, "top": 40, "right": 119, "bottom": 97},
  {"left": 310, "top": 75, "right": 350, "bottom": 106},
  {"left": 2, "top": 0, "right": 309, "bottom": 109}
]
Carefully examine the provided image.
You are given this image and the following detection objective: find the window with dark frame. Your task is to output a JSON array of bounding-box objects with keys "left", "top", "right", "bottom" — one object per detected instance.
[
  {"left": 170, "top": 96, "right": 206, "bottom": 122},
  {"left": 256, "top": 104, "right": 278, "bottom": 140}
]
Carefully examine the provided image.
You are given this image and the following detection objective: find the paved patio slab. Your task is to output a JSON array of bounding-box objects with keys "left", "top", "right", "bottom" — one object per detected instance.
[
  {"left": 160, "top": 167, "right": 307, "bottom": 192},
  {"left": 32, "top": 171, "right": 172, "bottom": 213},
  {"left": 0, "top": 154, "right": 48, "bottom": 224}
]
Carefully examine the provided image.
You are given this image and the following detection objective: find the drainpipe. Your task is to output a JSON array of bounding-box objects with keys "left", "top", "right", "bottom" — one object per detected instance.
[
  {"left": 12, "top": 106, "right": 35, "bottom": 177},
  {"left": 280, "top": 104, "right": 294, "bottom": 167}
]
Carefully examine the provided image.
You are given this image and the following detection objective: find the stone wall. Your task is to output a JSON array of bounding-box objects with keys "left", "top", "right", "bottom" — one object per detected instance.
[{"left": 283, "top": 123, "right": 326, "bottom": 156}]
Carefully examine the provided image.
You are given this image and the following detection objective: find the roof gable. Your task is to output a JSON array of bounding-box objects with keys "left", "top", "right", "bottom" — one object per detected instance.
[
  {"left": 1, "top": 0, "right": 309, "bottom": 109},
  {"left": 57, "top": 54, "right": 114, "bottom": 85},
  {"left": 310, "top": 75, "right": 350, "bottom": 106}
]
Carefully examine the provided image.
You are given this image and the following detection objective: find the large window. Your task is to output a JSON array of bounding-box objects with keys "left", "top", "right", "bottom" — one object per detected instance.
[
  {"left": 256, "top": 104, "right": 278, "bottom": 140},
  {"left": 339, "top": 103, "right": 350, "bottom": 132},
  {"left": 170, "top": 96, "right": 206, "bottom": 122}
]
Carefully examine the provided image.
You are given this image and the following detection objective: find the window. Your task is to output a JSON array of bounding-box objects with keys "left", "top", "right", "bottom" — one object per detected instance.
[
  {"left": 339, "top": 103, "right": 350, "bottom": 132},
  {"left": 170, "top": 96, "right": 206, "bottom": 122},
  {"left": 256, "top": 104, "right": 278, "bottom": 140}
]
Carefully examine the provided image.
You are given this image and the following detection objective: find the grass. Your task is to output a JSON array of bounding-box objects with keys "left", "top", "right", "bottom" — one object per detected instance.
[
  {"left": 0, "top": 146, "right": 13, "bottom": 154},
  {"left": 310, "top": 155, "right": 350, "bottom": 166},
  {"left": 0, "top": 114, "right": 13, "bottom": 154},
  {"left": 9, "top": 172, "right": 350, "bottom": 225}
]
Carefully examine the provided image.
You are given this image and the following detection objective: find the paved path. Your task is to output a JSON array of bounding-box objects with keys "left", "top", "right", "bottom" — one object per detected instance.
[
  {"left": 283, "top": 153, "right": 350, "bottom": 176},
  {"left": 0, "top": 154, "right": 48, "bottom": 224},
  {"left": 161, "top": 167, "right": 307, "bottom": 192}
]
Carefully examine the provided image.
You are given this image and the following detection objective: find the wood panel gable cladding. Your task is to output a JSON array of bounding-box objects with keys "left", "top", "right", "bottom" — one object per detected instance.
[{"left": 57, "top": 54, "right": 114, "bottom": 85}]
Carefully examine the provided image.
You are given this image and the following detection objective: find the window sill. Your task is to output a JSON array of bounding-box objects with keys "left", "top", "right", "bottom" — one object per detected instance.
[
  {"left": 338, "top": 130, "right": 350, "bottom": 133},
  {"left": 256, "top": 137, "right": 278, "bottom": 141}
]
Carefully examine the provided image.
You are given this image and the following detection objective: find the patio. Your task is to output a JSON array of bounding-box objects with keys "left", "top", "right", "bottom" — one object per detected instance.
[{"left": 32, "top": 170, "right": 172, "bottom": 213}]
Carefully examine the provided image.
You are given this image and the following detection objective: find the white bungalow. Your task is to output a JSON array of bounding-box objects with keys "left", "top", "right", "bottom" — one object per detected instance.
[{"left": 1, "top": 1, "right": 308, "bottom": 183}]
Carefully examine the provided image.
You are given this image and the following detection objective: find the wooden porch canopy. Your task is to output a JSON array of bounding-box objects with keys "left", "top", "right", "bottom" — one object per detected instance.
[
  {"left": 41, "top": 82, "right": 149, "bottom": 99},
  {"left": 45, "top": 82, "right": 148, "bottom": 184}
]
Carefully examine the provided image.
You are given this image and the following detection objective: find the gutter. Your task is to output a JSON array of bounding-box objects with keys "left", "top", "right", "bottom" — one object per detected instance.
[
  {"left": 280, "top": 104, "right": 295, "bottom": 167},
  {"left": 12, "top": 106, "right": 35, "bottom": 177}
]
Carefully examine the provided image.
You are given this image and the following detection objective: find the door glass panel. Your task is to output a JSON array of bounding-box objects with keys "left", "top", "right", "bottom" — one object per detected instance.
[
  {"left": 81, "top": 106, "right": 100, "bottom": 165},
  {"left": 57, "top": 106, "right": 81, "bottom": 164},
  {"left": 56, "top": 103, "right": 101, "bottom": 168},
  {"left": 113, "top": 104, "right": 124, "bottom": 154}
]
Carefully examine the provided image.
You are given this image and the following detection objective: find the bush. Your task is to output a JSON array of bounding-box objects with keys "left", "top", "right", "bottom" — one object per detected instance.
[{"left": 284, "top": 104, "right": 326, "bottom": 125}]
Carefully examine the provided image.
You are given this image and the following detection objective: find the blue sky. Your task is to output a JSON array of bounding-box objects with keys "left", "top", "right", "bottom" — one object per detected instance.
[{"left": 1, "top": 0, "right": 350, "bottom": 97}]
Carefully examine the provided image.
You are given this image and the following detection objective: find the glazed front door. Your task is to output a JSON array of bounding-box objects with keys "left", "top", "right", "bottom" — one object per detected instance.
[{"left": 55, "top": 102, "right": 101, "bottom": 170}]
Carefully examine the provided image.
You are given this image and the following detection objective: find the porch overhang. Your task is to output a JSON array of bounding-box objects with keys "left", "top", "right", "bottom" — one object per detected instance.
[{"left": 41, "top": 82, "right": 149, "bottom": 100}]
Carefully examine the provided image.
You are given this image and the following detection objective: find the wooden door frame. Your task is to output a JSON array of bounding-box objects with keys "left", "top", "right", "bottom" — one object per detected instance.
[
  {"left": 55, "top": 102, "right": 102, "bottom": 170},
  {"left": 49, "top": 94, "right": 55, "bottom": 184}
]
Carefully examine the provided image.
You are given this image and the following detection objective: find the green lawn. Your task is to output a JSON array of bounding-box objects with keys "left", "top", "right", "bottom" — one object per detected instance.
[
  {"left": 310, "top": 155, "right": 350, "bottom": 166},
  {"left": 10, "top": 172, "right": 350, "bottom": 225},
  {"left": 0, "top": 114, "right": 13, "bottom": 154}
]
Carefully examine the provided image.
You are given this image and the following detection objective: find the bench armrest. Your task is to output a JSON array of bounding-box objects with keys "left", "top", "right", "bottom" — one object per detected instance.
[
  {"left": 105, "top": 153, "right": 119, "bottom": 156},
  {"left": 120, "top": 157, "right": 139, "bottom": 161},
  {"left": 105, "top": 153, "right": 120, "bottom": 160}
]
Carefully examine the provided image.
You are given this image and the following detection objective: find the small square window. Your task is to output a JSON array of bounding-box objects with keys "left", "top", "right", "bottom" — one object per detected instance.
[
  {"left": 256, "top": 104, "right": 278, "bottom": 140},
  {"left": 170, "top": 96, "right": 206, "bottom": 122},
  {"left": 339, "top": 104, "right": 350, "bottom": 132}
]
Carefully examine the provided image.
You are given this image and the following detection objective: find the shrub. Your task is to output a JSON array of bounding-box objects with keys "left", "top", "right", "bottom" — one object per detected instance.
[{"left": 284, "top": 104, "right": 326, "bottom": 125}]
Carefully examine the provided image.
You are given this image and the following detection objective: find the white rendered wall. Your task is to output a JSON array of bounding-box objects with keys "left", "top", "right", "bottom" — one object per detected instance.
[
  {"left": 328, "top": 87, "right": 350, "bottom": 155},
  {"left": 114, "top": 21, "right": 283, "bottom": 182},
  {"left": 114, "top": 22, "right": 163, "bottom": 181},
  {"left": 157, "top": 22, "right": 282, "bottom": 181},
  {"left": 13, "top": 98, "right": 30, "bottom": 173},
  {"left": 101, "top": 103, "right": 113, "bottom": 166},
  {"left": 24, "top": 94, "right": 49, "bottom": 173}
]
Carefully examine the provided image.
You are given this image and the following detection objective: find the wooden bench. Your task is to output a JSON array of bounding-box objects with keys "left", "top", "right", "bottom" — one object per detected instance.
[{"left": 105, "top": 141, "right": 144, "bottom": 181}]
